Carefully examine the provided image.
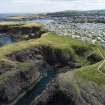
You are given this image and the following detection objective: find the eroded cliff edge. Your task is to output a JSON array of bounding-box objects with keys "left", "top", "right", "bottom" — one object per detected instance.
[
  {"left": 0, "top": 22, "right": 46, "bottom": 42},
  {"left": 0, "top": 32, "right": 104, "bottom": 105}
]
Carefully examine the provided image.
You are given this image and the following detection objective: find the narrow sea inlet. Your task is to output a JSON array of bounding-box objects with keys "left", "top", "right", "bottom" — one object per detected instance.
[
  {"left": 0, "top": 35, "right": 13, "bottom": 46},
  {"left": 15, "top": 69, "right": 56, "bottom": 105}
]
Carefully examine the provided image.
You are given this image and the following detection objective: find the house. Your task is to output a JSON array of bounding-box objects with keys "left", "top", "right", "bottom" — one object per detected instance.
[{"left": 101, "top": 42, "right": 105, "bottom": 49}]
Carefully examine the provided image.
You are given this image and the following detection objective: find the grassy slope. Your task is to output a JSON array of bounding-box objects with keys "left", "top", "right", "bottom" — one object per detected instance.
[
  {"left": 0, "top": 32, "right": 105, "bottom": 85},
  {"left": 0, "top": 22, "right": 43, "bottom": 28},
  {"left": 75, "top": 61, "right": 105, "bottom": 84},
  {"left": 62, "top": 43, "right": 105, "bottom": 85},
  {"left": 0, "top": 32, "right": 102, "bottom": 61},
  {"left": 0, "top": 32, "right": 95, "bottom": 60}
]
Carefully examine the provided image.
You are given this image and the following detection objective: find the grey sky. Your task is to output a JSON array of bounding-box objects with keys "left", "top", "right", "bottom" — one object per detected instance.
[{"left": 0, "top": 0, "right": 105, "bottom": 13}]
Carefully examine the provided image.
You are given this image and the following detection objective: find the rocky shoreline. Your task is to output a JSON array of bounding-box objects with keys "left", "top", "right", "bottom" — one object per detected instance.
[{"left": 0, "top": 23, "right": 46, "bottom": 43}]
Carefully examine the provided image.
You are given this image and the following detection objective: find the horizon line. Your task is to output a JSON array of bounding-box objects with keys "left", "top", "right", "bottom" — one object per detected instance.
[{"left": 0, "top": 9, "right": 105, "bottom": 14}]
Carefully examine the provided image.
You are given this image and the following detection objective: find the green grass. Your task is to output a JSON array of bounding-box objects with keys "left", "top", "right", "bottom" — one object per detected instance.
[
  {"left": 0, "top": 22, "right": 43, "bottom": 27},
  {"left": 74, "top": 61, "right": 105, "bottom": 84},
  {"left": 21, "top": 22, "right": 43, "bottom": 27},
  {"left": 0, "top": 32, "right": 103, "bottom": 62}
]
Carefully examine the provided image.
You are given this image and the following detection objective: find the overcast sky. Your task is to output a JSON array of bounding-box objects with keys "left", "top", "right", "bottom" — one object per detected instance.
[{"left": 1, "top": 0, "right": 105, "bottom": 13}]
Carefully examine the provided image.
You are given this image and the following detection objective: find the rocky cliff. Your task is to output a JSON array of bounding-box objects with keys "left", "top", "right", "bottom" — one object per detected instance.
[
  {"left": 0, "top": 23, "right": 46, "bottom": 41},
  {"left": 0, "top": 32, "right": 104, "bottom": 105}
]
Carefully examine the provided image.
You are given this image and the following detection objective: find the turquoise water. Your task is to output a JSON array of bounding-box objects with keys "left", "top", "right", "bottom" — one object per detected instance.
[
  {"left": 0, "top": 36, "right": 13, "bottom": 46},
  {"left": 15, "top": 69, "right": 56, "bottom": 105}
]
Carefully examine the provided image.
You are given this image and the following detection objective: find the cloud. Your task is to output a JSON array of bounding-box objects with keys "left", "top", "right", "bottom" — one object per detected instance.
[{"left": 0, "top": 0, "right": 105, "bottom": 13}]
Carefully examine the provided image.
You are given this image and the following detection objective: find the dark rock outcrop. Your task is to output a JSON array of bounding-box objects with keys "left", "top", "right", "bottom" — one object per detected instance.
[
  {"left": 31, "top": 81, "right": 76, "bottom": 105},
  {"left": 31, "top": 73, "right": 105, "bottom": 105},
  {"left": 0, "top": 47, "right": 51, "bottom": 105},
  {"left": 0, "top": 64, "right": 41, "bottom": 105},
  {"left": 8, "top": 46, "right": 81, "bottom": 70},
  {"left": 57, "top": 72, "right": 105, "bottom": 105},
  {"left": 0, "top": 46, "right": 80, "bottom": 105},
  {"left": 0, "top": 25, "right": 46, "bottom": 41}
]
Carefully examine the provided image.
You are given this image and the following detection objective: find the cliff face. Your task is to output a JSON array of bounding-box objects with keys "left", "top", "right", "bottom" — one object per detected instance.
[
  {"left": 0, "top": 44, "right": 83, "bottom": 105},
  {"left": 31, "top": 81, "right": 76, "bottom": 105},
  {"left": 0, "top": 32, "right": 104, "bottom": 105},
  {"left": 0, "top": 47, "right": 50, "bottom": 105},
  {"left": 0, "top": 23, "right": 46, "bottom": 41},
  {"left": 57, "top": 70, "right": 105, "bottom": 105},
  {"left": 0, "top": 64, "right": 40, "bottom": 105},
  {"left": 8, "top": 46, "right": 81, "bottom": 69},
  {"left": 32, "top": 70, "right": 105, "bottom": 105},
  {"left": 0, "top": 45, "right": 77, "bottom": 105}
]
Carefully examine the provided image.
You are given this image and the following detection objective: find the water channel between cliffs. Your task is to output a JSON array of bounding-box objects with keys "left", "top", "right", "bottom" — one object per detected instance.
[{"left": 15, "top": 69, "right": 56, "bottom": 105}]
